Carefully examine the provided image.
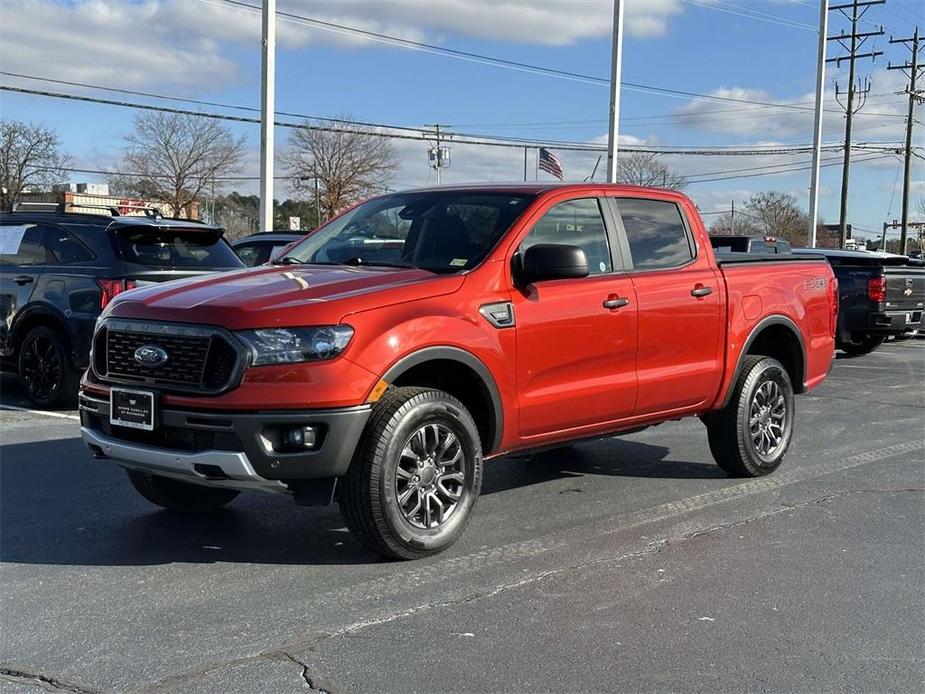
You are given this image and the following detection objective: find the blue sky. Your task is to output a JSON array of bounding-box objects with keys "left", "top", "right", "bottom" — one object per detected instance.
[{"left": 1, "top": 0, "right": 922, "bottom": 238}]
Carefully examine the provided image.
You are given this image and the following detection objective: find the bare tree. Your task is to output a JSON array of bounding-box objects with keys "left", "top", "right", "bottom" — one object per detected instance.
[
  {"left": 283, "top": 117, "right": 398, "bottom": 220},
  {"left": 113, "top": 113, "right": 246, "bottom": 217},
  {"left": 617, "top": 151, "right": 686, "bottom": 190},
  {"left": 0, "top": 120, "right": 69, "bottom": 211},
  {"left": 709, "top": 191, "right": 809, "bottom": 245}
]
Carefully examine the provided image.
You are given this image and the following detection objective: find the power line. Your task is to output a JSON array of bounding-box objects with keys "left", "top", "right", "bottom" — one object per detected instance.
[
  {"left": 680, "top": 0, "right": 817, "bottom": 31},
  {"left": 10, "top": 83, "right": 908, "bottom": 157}
]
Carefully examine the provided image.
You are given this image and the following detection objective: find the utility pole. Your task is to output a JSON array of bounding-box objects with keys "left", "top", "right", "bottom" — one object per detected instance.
[
  {"left": 731, "top": 200, "right": 736, "bottom": 234},
  {"left": 428, "top": 125, "right": 450, "bottom": 185},
  {"left": 827, "top": 0, "right": 884, "bottom": 248},
  {"left": 808, "top": 0, "right": 829, "bottom": 248},
  {"left": 605, "top": 0, "right": 625, "bottom": 183},
  {"left": 259, "top": 0, "right": 276, "bottom": 231},
  {"left": 314, "top": 175, "right": 321, "bottom": 228},
  {"left": 888, "top": 27, "right": 923, "bottom": 255}
]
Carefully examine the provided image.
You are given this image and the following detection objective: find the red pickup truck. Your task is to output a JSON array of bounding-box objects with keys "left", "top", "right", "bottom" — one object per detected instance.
[{"left": 79, "top": 184, "right": 837, "bottom": 559}]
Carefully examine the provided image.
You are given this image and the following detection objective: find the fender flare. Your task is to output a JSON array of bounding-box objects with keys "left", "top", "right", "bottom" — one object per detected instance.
[
  {"left": 9, "top": 304, "right": 74, "bottom": 355},
  {"left": 720, "top": 314, "right": 808, "bottom": 408},
  {"left": 381, "top": 345, "right": 504, "bottom": 453}
]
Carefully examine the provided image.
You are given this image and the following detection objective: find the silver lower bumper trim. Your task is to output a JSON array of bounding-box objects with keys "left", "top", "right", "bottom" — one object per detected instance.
[{"left": 81, "top": 427, "right": 289, "bottom": 495}]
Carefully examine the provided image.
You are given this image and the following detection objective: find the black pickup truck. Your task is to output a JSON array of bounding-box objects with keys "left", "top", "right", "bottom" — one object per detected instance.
[
  {"left": 709, "top": 238, "right": 925, "bottom": 355},
  {"left": 796, "top": 249, "right": 924, "bottom": 354}
]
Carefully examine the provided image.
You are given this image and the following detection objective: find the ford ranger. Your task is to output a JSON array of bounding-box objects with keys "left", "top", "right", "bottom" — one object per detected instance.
[{"left": 79, "top": 184, "right": 838, "bottom": 559}]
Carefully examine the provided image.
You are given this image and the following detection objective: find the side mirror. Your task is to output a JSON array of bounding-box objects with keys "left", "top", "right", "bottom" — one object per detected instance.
[{"left": 518, "top": 243, "right": 589, "bottom": 284}]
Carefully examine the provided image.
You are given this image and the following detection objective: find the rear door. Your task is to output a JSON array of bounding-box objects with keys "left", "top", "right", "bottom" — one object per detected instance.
[
  {"left": 511, "top": 194, "right": 638, "bottom": 438},
  {"left": 0, "top": 223, "right": 45, "bottom": 355},
  {"left": 608, "top": 196, "right": 724, "bottom": 415}
]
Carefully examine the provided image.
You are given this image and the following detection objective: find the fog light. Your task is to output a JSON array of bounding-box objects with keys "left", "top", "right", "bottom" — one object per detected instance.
[{"left": 284, "top": 425, "right": 317, "bottom": 450}]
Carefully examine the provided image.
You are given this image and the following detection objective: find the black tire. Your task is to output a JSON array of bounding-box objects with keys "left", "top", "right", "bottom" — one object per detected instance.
[
  {"left": 705, "top": 356, "right": 794, "bottom": 477},
  {"left": 840, "top": 334, "right": 884, "bottom": 356},
  {"left": 17, "top": 325, "right": 80, "bottom": 409},
  {"left": 340, "top": 387, "right": 483, "bottom": 560},
  {"left": 126, "top": 470, "right": 239, "bottom": 512}
]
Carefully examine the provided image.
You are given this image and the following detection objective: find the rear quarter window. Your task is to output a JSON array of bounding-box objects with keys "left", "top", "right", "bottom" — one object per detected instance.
[{"left": 115, "top": 227, "right": 243, "bottom": 269}]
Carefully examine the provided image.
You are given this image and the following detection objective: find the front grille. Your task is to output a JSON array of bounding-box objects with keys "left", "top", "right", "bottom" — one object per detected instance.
[
  {"left": 93, "top": 320, "right": 243, "bottom": 394},
  {"left": 83, "top": 411, "right": 243, "bottom": 453}
]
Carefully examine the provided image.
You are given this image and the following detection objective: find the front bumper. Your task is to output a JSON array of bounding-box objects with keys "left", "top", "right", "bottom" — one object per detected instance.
[{"left": 79, "top": 392, "right": 371, "bottom": 486}]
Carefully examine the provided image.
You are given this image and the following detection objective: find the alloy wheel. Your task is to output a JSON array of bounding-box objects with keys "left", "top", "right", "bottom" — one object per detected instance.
[{"left": 395, "top": 422, "right": 466, "bottom": 529}]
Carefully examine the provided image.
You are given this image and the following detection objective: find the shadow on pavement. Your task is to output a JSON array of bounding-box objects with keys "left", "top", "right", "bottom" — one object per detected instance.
[{"left": 0, "top": 430, "right": 721, "bottom": 568}]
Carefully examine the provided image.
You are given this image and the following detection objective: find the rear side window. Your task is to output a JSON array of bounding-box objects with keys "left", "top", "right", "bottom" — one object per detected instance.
[
  {"left": 0, "top": 224, "right": 45, "bottom": 266},
  {"left": 520, "top": 198, "right": 612, "bottom": 275},
  {"left": 616, "top": 199, "right": 694, "bottom": 270},
  {"left": 44, "top": 225, "right": 95, "bottom": 264},
  {"left": 115, "top": 227, "right": 243, "bottom": 269}
]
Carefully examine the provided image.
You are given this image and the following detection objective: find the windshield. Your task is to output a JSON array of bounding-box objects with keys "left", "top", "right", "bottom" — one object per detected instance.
[
  {"left": 278, "top": 191, "right": 535, "bottom": 273},
  {"left": 115, "top": 227, "right": 243, "bottom": 269}
]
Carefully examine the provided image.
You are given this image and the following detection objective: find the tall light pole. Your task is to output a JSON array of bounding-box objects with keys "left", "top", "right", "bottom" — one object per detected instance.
[
  {"left": 605, "top": 0, "right": 625, "bottom": 183},
  {"left": 808, "top": 0, "right": 829, "bottom": 248},
  {"left": 259, "top": 0, "right": 276, "bottom": 231}
]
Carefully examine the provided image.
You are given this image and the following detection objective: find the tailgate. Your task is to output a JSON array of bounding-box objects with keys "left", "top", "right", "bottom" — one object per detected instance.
[{"left": 883, "top": 267, "right": 925, "bottom": 311}]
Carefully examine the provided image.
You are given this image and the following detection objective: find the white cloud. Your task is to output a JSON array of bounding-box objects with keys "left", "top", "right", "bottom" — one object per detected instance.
[
  {"left": 0, "top": 0, "right": 687, "bottom": 93},
  {"left": 671, "top": 68, "right": 910, "bottom": 144}
]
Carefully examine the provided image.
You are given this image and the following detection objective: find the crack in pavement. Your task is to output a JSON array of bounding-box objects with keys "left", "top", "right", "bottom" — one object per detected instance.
[
  {"left": 278, "top": 652, "right": 335, "bottom": 694},
  {"left": 0, "top": 667, "right": 98, "bottom": 694}
]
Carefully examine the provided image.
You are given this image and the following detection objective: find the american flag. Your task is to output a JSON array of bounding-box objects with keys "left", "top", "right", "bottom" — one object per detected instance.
[{"left": 538, "top": 147, "right": 564, "bottom": 180}]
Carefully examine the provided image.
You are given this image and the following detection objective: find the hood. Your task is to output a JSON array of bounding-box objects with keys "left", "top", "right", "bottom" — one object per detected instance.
[{"left": 106, "top": 263, "right": 463, "bottom": 329}]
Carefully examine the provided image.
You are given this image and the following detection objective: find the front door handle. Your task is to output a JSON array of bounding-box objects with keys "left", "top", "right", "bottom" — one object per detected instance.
[
  {"left": 13, "top": 275, "right": 34, "bottom": 286},
  {"left": 691, "top": 285, "right": 712, "bottom": 298},
  {"left": 603, "top": 297, "right": 630, "bottom": 310}
]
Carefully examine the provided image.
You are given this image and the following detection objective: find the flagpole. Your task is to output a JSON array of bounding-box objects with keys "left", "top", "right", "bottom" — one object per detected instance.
[{"left": 606, "top": 0, "right": 625, "bottom": 183}]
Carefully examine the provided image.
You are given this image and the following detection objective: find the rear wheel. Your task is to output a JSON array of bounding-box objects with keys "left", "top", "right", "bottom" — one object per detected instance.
[
  {"left": 127, "top": 470, "right": 239, "bottom": 512},
  {"left": 18, "top": 326, "right": 80, "bottom": 409},
  {"left": 340, "top": 387, "right": 483, "bottom": 560},
  {"left": 840, "top": 333, "right": 884, "bottom": 356},
  {"left": 705, "top": 356, "right": 794, "bottom": 477}
]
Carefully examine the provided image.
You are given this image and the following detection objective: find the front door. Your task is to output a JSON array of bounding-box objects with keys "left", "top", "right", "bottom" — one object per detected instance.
[
  {"left": 511, "top": 196, "right": 638, "bottom": 439},
  {"left": 0, "top": 223, "right": 45, "bottom": 356}
]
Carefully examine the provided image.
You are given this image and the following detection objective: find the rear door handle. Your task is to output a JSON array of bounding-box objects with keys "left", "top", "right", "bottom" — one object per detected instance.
[
  {"left": 13, "top": 275, "right": 34, "bottom": 286},
  {"left": 691, "top": 285, "right": 712, "bottom": 297},
  {"left": 603, "top": 297, "right": 630, "bottom": 310}
]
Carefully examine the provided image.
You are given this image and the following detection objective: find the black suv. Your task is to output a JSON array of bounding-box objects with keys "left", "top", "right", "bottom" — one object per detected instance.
[{"left": 0, "top": 206, "right": 243, "bottom": 407}]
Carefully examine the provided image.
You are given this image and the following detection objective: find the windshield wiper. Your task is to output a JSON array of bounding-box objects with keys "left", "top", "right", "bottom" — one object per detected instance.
[
  {"left": 271, "top": 255, "right": 305, "bottom": 265},
  {"left": 341, "top": 258, "right": 419, "bottom": 270}
]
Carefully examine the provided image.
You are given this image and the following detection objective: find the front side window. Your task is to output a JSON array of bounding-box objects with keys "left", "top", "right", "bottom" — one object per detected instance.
[
  {"left": 0, "top": 224, "right": 45, "bottom": 266},
  {"left": 520, "top": 198, "right": 612, "bottom": 275},
  {"left": 278, "top": 191, "right": 535, "bottom": 274},
  {"left": 616, "top": 198, "right": 693, "bottom": 270}
]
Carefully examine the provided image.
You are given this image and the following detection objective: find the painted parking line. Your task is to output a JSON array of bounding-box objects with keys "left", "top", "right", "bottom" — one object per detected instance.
[{"left": 0, "top": 404, "right": 80, "bottom": 421}]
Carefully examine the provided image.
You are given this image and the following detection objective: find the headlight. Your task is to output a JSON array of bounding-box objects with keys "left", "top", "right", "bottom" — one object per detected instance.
[{"left": 236, "top": 325, "right": 354, "bottom": 365}]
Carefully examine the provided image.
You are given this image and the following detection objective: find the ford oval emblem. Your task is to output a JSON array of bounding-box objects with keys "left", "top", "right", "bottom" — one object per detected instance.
[{"left": 134, "top": 345, "right": 169, "bottom": 368}]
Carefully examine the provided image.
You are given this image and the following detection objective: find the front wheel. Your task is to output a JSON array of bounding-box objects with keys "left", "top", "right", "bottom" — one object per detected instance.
[
  {"left": 340, "top": 387, "right": 483, "bottom": 560},
  {"left": 127, "top": 470, "right": 240, "bottom": 512},
  {"left": 705, "top": 356, "right": 794, "bottom": 477}
]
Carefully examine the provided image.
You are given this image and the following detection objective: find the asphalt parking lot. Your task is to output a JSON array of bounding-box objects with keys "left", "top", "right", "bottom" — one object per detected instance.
[{"left": 1, "top": 341, "right": 923, "bottom": 693}]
